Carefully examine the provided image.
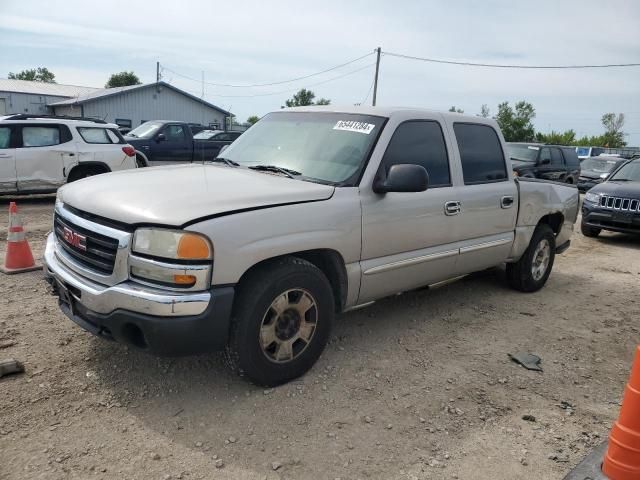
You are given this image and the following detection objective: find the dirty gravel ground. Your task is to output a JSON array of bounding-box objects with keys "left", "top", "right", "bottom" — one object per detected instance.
[{"left": 1, "top": 195, "right": 639, "bottom": 480}]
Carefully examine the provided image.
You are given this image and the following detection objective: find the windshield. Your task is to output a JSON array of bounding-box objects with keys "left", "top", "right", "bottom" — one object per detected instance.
[
  {"left": 126, "top": 122, "right": 163, "bottom": 139},
  {"left": 193, "top": 130, "right": 222, "bottom": 140},
  {"left": 581, "top": 157, "right": 620, "bottom": 173},
  {"left": 507, "top": 144, "right": 539, "bottom": 162},
  {"left": 609, "top": 160, "right": 640, "bottom": 182},
  {"left": 219, "top": 112, "right": 386, "bottom": 184}
]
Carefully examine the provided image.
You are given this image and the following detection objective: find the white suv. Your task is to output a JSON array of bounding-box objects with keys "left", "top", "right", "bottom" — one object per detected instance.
[{"left": 0, "top": 114, "right": 137, "bottom": 194}]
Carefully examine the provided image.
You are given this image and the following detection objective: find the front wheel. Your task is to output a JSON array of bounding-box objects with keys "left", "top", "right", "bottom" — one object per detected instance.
[
  {"left": 580, "top": 222, "right": 601, "bottom": 238},
  {"left": 506, "top": 224, "right": 556, "bottom": 292},
  {"left": 224, "top": 257, "right": 334, "bottom": 386}
]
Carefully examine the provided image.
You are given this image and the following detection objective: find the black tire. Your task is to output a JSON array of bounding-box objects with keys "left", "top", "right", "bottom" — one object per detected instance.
[
  {"left": 135, "top": 155, "right": 146, "bottom": 168},
  {"left": 224, "top": 257, "right": 334, "bottom": 387},
  {"left": 580, "top": 221, "right": 601, "bottom": 238},
  {"left": 506, "top": 224, "right": 556, "bottom": 293},
  {"left": 67, "top": 167, "right": 104, "bottom": 182}
]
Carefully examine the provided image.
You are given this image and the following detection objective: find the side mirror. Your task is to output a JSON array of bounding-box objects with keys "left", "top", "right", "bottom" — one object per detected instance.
[
  {"left": 156, "top": 133, "right": 166, "bottom": 142},
  {"left": 373, "top": 164, "right": 429, "bottom": 194},
  {"left": 539, "top": 158, "right": 551, "bottom": 165},
  {"left": 218, "top": 144, "right": 229, "bottom": 155}
]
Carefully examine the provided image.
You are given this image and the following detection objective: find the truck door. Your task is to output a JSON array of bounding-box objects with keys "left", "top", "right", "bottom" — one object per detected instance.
[
  {"left": 450, "top": 122, "right": 518, "bottom": 275},
  {"left": 0, "top": 125, "right": 17, "bottom": 193},
  {"left": 359, "top": 118, "right": 460, "bottom": 303},
  {"left": 151, "top": 124, "right": 192, "bottom": 164},
  {"left": 15, "top": 124, "right": 74, "bottom": 192}
]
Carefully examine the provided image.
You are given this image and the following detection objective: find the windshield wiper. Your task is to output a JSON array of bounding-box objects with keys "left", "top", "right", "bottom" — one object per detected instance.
[
  {"left": 209, "top": 157, "right": 240, "bottom": 167},
  {"left": 127, "top": 133, "right": 137, "bottom": 138},
  {"left": 610, "top": 178, "right": 633, "bottom": 182},
  {"left": 248, "top": 165, "right": 301, "bottom": 178}
]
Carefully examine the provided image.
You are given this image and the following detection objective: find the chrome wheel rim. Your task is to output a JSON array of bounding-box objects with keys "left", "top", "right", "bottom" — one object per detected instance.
[
  {"left": 259, "top": 289, "right": 318, "bottom": 363},
  {"left": 531, "top": 239, "right": 551, "bottom": 281}
]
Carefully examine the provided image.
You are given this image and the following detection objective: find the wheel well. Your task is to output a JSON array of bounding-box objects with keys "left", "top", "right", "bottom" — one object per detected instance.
[
  {"left": 538, "top": 212, "right": 564, "bottom": 235},
  {"left": 67, "top": 163, "right": 110, "bottom": 181},
  {"left": 135, "top": 153, "right": 148, "bottom": 167},
  {"left": 237, "top": 250, "right": 348, "bottom": 313}
]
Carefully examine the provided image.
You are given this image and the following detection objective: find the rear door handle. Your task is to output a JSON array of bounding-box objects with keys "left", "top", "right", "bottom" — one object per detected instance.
[
  {"left": 444, "top": 201, "right": 462, "bottom": 216},
  {"left": 501, "top": 196, "right": 515, "bottom": 208}
]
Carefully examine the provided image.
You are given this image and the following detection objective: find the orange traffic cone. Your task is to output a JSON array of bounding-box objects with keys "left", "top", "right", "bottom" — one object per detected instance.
[
  {"left": 0, "top": 202, "right": 41, "bottom": 274},
  {"left": 603, "top": 346, "right": 640, "bottom": 479}
]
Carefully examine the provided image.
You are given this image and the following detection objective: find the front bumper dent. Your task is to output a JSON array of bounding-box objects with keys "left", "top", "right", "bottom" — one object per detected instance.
[
  {"left": 44, "top": 233, "right": 234, "bottom": 355},
  {"left": 44, "top": 233, "right": 210, "bottom": 317}
]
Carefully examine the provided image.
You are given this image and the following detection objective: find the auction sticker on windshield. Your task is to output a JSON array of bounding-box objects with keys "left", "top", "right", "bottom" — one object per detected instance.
[{"left": 333, "top": 120, "right": 375, "bottom": 134}]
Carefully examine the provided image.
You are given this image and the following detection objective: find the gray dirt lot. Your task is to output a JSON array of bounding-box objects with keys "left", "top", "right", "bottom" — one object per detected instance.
[{"left": 0, "top": 195, "right": 639, "bottom": 480}]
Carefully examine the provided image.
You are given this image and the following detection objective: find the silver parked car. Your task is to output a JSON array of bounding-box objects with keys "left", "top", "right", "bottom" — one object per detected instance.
[{"left": 44, "top": 106, "right": 579, "bottom": 386}]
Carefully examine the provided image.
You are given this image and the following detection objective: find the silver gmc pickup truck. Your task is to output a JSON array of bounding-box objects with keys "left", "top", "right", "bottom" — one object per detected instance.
[{"left": 44, "top": 106, "right": 579, "bottom": 386}]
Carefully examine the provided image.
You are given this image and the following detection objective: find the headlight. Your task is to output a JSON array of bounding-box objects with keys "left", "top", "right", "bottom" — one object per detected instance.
[
  {"left": 133, "top": 228, "right": 212, "bottom": 260},
  {"left": 130, "top": 229, "right": 212, "bottom": 290},
  {"left": 584, "top": 192, "right": 601, "bottom": 204}
]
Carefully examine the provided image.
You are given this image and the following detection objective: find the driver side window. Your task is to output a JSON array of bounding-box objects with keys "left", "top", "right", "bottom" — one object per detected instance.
[
  {"left": 381, "top": 120, "right": 451, "bottom": 187},
  {"left": 163, "top": 125, "right": 186, "bottom": 142}
]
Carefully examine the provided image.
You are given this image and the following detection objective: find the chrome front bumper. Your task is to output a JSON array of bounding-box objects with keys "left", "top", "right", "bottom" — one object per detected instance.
[{"left": 44, "top": 233, "right": 211, "bottom": 317}]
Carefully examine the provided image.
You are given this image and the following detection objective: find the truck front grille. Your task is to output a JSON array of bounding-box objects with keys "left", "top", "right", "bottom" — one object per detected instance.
[
  {"left": 54, "top": 214, "right": 119, "bottom": 275},
  {"left": 599, "top": 195, "right": 640, "bottom": 213}
]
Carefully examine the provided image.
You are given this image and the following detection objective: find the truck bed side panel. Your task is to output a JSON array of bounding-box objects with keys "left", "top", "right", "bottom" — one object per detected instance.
[{"left": 509, "top": 178, "right": 579, "bottom": 260}]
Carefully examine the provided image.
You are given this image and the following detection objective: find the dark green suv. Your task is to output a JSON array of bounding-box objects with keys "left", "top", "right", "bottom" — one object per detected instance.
[{"left": 508, "top": 143, "right": 581, "bottom": 184}]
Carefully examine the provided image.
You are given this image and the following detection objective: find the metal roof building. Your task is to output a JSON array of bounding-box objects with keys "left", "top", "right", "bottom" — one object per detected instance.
[{"left": 0, "top": 79, "right": 231, "bottom": 130}]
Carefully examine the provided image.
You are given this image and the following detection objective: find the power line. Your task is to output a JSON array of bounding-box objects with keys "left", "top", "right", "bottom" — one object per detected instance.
[
  {"left": 382, "top": 50, "right": 640, "bottom": 69},
  {"left": 161, "top": 51, "right": 374, "bottom": 88},
  {"left": 361, "top": 75, "right": 375, "bottom": 105},
  {"left": 168, "top": 62, "right": 376, "bottom": 99}
]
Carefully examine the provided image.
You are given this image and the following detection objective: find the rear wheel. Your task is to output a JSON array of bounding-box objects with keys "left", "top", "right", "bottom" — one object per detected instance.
[
  {"left": 224, "top": 257, "right": 334, "bottom": 386},
  {"left": 506, "top": 224, "right": 556, "bottom": 292},
  {"left": 67, "top": 166, "right": 106, "bottom": 182},
  {"left": 135, "top": 155, "right": 146, "bottom": 168},
  {"left": 581, "top": 221, "right": 601, "bottom": 238}
]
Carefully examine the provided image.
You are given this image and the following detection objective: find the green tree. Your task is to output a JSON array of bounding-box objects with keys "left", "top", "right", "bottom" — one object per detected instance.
[
  {"left": 534, "top": 129, "right": 577, "bottom": 145},
  {"left": 284, "top": 88, "right": 331, "bottom": 107},
  {"left": 601, "top": 113, "right": 626, "bottom": 147},
  {"left": 495, "top": 101, "right": 536, "bottom": 142},
  {"left": 479, "top": 104, "right": 490, "bottom": 118},
  {"left": 105, "top": 71, "right": 142, "bottom": 88},
  {"left": 8, "top": 67, "right": 56, "bottom": 83},
  {"left": 448, "top": 106, "right": 464, "bottom": 113},
  {"left": 246, "top": 115, "right": 260, "bottom": 125}
]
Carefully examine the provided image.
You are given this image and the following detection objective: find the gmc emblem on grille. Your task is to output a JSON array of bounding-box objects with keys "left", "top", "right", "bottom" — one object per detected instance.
[{"left": 62, "top": 227, "right": 87, "bottom": 251}]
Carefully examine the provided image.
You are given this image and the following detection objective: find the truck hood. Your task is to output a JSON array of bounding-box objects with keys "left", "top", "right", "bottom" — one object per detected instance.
[{"left": 58, "top": 164, "right": 335, "bottom": 227}]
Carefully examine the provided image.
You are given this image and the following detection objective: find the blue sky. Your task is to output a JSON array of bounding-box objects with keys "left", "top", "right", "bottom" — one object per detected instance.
[{"left": 1, "top": 0, "right": 639, "bottom": 144}]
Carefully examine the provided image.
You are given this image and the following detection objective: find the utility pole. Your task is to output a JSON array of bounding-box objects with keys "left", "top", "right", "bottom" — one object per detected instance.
[
  {"left": 372, "top": 47, "right": 381, "bottom": 107},
  {"left": 201, "top": 71, "right": 205, "bottom": 98},
  {"left": 156, "top": 61, "right": 160, "bottom": 92}
]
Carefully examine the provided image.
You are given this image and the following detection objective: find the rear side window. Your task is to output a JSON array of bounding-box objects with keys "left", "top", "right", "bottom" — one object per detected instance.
[
  {"left": 381, "top": 120, "right": 451, "bottom": 187},
  {"left": 0, "top": 127, "right": 10, "bottom": 149},
  {"left": 454, "top": 123, "right": 507, "bottom": 184},
  {"left": 78, "top": 127, "right": 112, "bottom": 144},
  {"left": 562, "top": 148, "right": 580, "bottom": 167},
  {"left": 22, "top": 126, "right": 61, "bottom": 147},
  {"left": 551, "top": 148, "right": 564, "bottom": 165}
]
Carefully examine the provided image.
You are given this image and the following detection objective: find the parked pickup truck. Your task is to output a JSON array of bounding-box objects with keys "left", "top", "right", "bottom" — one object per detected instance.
[
  {"left": 44, "top": 107, "right": 579, "bottom": 386},
  {"left": 125, "top": 121, "right": 240, "bottom": 166}
]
